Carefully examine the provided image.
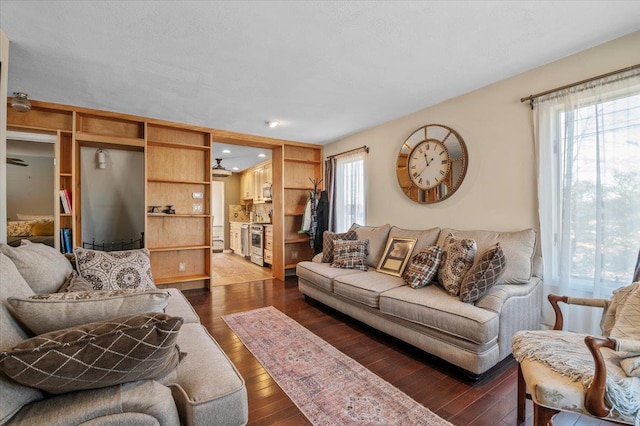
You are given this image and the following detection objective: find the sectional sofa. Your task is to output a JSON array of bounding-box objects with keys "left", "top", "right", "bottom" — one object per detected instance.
[
  {"left": 0, "top": 242, "right": 248, "bottom": 425},
  {"left": 297, "top": 224, "right": 542, "bottom": 377}
]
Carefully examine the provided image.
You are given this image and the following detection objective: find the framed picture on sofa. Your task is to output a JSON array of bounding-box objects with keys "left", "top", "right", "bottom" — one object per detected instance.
[{"left": 377, "top": 237, "right": 416, "bottom": 277}]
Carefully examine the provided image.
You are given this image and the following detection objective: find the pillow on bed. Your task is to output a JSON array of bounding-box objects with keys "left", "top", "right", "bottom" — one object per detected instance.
[
  {"left": 16, "top": 214, "right": 54, "bottom": 221},
  {"left": 7, "top": 221, "right": 32, "bottom": 237},
  {"left": 30, "top": 220, "right": 54, "bottom": 236}
]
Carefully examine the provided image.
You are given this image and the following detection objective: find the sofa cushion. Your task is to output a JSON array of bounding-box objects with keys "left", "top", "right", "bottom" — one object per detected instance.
[
  {"left": 437, "top": 233, "right": 477, "bottom": 297},
  {"left": 157, "top": 323, "right": 248, "bottom": 426},
  {"left": 403, "top": 246, "right": 442, "bottom": 289},
  {"left": 438, "top": 228, "right": 536, "bottom": 284},
  {"left": 8, "top": 289, "right": 171, "bottom": 335},
  {"left": 460, "top": 244, "right": 506, "bottom": 303},
  {"left": 296, "top": 261, "right": 365, "bottom": 292},
  {"left": 351, "top": 223, "right": 391, "bottom": 267},
  {"left": 164, "top": 288, "right": 201, "bottom": 324},
  {"left": 321, "top": 230, "right": 357, "bottom": 263},
  {"left": 0, "top": 241, "right": 73, "bottom": 294},
  {"left": 0, "top": 313, "right": 182, "bottom": 394},
  {"left": 333, "top": 271, "right": 405, "bottom": 308},
  {"left": 389, "top": 226, "right": 440, "bottom": 258},
  {"left": 0, "top": 253, "right": 45, "bottom": 424},
  {"left": 331, "top": 239, "right": 369, "bottom": 271},
  {"left": 379, "top": 285, "right": 499, "bottom": 345},
  {"left": 74, "top": 247, "right": 156, "bottom": 290}
]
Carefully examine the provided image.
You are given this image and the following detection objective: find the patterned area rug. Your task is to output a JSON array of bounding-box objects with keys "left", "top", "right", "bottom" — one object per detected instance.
[{"left": 223, "top": 306, "right": 452, "bottom": 425}]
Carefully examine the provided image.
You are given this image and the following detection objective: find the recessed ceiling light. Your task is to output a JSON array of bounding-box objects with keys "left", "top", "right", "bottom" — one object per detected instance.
[
  {"left": 266, "top": 120, "right": 280, "bottom": 128},
  {"left": 232, "top": 167, "right": 239, "bottom": 171},
  {"left": 222, "top": 149, "right": 231, "bottom": 154},
  {"left": 258, "top": 153, "right": 266, "bottom": 158}
]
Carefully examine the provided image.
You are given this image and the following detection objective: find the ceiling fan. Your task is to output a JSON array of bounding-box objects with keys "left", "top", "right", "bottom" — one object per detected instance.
[{"left": 7, "top": 157, "right": 29, "bottom": 167}]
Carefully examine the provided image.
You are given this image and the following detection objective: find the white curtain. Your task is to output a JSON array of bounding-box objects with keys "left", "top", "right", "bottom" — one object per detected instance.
[
  {"left": 534, "top": 68, "right": 640, "bottom": 333},
  {"left": 334, "top": 150, "right": 367, "bottom": 233}
]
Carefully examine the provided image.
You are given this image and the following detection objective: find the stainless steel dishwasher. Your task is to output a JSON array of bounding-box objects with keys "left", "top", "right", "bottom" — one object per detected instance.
[{"left": 240, "top": 224, "right": 250, "bottom": 259}]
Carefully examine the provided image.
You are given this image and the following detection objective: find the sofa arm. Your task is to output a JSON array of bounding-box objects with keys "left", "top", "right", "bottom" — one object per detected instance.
[
  {"left": 7, "top": 380, "right": 179, "bottom": 426},
  {"left": 312, "top": 253, "right": 323, "bottom": 263},
  {"left": 475, "top": 277, "right": 541, "bottom": 314}
]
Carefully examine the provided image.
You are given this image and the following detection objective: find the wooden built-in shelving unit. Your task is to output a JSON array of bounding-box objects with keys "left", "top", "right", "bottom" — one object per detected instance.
[{"left": 7, "top": 99, "right": 323, "bottom": 290}]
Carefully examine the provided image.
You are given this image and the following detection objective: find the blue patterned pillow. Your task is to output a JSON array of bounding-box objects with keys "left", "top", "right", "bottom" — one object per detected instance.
[{"left": 331, "top": 239, "right": 369, "bottom": 271}]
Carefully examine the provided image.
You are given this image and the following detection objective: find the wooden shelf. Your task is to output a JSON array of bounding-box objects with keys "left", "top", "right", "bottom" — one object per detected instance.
[
  {"left": 148, "top": 140, "right": 210, "bottom": 151},
  {"left": 148, "top": 245, "right": 211, "bottom": 252},
  {"left": 147, "top": 214, "right": 210, "bottom": 218},
  {"left": 285, "top": 186, "right": 315, "bottom": 190},
  {"left": 147, "top": 178, "right": 211, "bottom": 185},
  {"left": 60, "top": 213, "right": 72, "bottom": 217},
  {"left": 284, "top": 157, "right": 321, "bottom": 164},
  {"left": 285, "top": 237, "right": 310, "bottom": 244},
  {"left": 154, "top": 274, "right": 210, "bottom": 285},
  {"left": 75, "top": 131, "right": 145, "bottom": 148},
  {"left": 60, "top": 172, "right": 72, "bottom": 177},
  {"left": 284, "top": 263, "right": 300, "bottom": 269}
]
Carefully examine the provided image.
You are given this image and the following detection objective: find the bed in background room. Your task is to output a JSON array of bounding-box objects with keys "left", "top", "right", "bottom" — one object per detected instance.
[{"left": 6, "top": 215, "right": 55, "bottom": 247}]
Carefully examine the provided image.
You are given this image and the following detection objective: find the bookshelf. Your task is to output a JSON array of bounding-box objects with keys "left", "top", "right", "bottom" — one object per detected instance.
[
  {"left": 282, "top": 145, "right": 322, "bottom": 272},
  {"left": 56, "top": 131, "right": 73, "bottom": 252},
  {"left": 146, "top": 124, "right": 212, "bottom": 290}
]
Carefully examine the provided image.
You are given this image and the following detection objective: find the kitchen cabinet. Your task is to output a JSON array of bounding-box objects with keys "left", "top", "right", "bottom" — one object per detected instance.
[
  {"left": 240, "top": 160, "right": 273, "bottom": 203},
  {"left": 229, "top": 222, "right": 243, "bottom": 254},
  {"left": 264, "top": 224, "right": 273, "bottom": 265},
  {"left": 240, "top": 172, "right": 253, "bottom": 200}
]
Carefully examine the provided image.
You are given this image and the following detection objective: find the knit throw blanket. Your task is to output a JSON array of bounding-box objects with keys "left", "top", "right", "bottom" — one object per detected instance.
[{"left": 512, "top": 330, "right": 639, "bottom": 426}]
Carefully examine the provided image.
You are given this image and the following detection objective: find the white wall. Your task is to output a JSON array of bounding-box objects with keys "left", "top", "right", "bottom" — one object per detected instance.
[
  {"left": 324, "top": 31, "right": 640, "bottom": 234},
  {"left": 6, "top": 155, "right": 54, "bottom": 220}
]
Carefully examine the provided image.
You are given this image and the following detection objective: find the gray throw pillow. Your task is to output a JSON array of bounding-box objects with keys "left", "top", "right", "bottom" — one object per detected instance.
[
  {"left": 8, "top": 289, "right": 171, "bottom": 335},
  {"left": 0, "top": 313, "right": 182, "bottom": 394},
  {"left": 403, "top": 246, "right": 442, "bottom": 289},
  {"left": 74, "top": 248, "right": 156, "bottom": 290},
  {"left": 321, "top": 230, "right": 357, "bottom": 263},
  {"left": 460, "top": 244, "right": 506, "bottom": 303},
  {"left": 331, "top": 239, "right": 369, "bottom": 271},
  {"left": 0, "top": 241, "right": 73, "bottom": 294},
  {"left": 437, "top": 233, "right": 477, "bottom": 297}
]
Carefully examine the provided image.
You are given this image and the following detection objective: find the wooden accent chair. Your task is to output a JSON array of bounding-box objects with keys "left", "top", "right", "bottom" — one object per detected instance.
[{"left": 514, "top": 255, "right": 640, "bottom": 426}]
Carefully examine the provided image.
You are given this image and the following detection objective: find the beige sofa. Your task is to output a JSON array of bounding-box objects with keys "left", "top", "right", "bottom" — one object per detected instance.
[
  {"left": 297, "top": 224, "right": 542, "bottom": 377},
  {"left": 0, "top": 245, "right": 248, "bottom": 426}
]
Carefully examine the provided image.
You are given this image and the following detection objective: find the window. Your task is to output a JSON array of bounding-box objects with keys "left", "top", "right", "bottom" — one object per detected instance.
[
  {"left": 535, "top": 70, "right": 640, "bottom": 332},
  {"left": 334, "top": 151, "right": 367, "bottom": 232}
]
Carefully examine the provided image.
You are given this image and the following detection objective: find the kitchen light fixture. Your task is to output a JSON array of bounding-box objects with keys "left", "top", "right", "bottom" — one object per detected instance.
[
  {"left": 258, "top": 153, "right": 266, "bottom": 158},
  {"left": 232, "top": 167, "right": 239, "bottom": 171},
  {"left": 11, "top": 92, "right": 31, "bottom": 112},
  {"left": 266, "top": 120, "right": 279, "bottom": 128},
  {"left": 212, "top": 158, "right": 232, "bottom": 178},
  {"left": 222, "top": 149, "right": 231, "bottom": 153},
  {"left": 96, "top": 149, "right": 109, "bottom": 169}
]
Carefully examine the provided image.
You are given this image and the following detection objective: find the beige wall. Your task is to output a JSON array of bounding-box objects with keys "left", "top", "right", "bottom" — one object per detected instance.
[{"left": 324, "top": 31, "right": 640, "bottom": 234}]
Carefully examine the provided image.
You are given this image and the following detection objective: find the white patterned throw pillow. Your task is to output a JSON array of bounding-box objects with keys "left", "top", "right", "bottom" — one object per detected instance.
[
  {"left": 437, "top": 233, "right": 477, "bottom": 297},
  {"left": 74, "top": 248, "right": 156, "bottom": 290}
]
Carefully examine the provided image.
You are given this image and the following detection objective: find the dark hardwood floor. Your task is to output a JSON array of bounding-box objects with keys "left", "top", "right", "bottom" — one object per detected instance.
[{"left": 184, "top": 278, "right": 616, "bottom": 426}]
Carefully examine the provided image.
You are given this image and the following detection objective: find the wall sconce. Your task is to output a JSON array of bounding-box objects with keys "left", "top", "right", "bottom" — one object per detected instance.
[
  {"left": 96, "top": 149, "right": 109, "bottom": 169},
  {"left": 11, "top": 92, "right": 31, "bottom": 113}
]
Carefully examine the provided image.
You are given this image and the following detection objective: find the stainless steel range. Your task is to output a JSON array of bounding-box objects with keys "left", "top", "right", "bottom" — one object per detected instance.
[{"left": 250, "top": 224, "right": 264, "bottom": 266}]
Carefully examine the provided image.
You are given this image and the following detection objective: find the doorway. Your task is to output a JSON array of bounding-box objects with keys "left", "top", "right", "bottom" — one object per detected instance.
[{"left": 5, "top": 131, "right": 56, "bottom": 247}]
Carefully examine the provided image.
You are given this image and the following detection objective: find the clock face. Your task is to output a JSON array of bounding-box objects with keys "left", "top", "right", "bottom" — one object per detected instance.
[
  {"left": 396, "top": 124, "right": 468, "bottom": 204},
  {"left": 407, "top": 140, "right": 449, "bottom": 190}
]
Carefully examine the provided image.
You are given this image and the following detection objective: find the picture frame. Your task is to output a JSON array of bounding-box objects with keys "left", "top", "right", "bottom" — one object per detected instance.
[{"left": 376, "top": 237, "right": 416, "bottom": 277}]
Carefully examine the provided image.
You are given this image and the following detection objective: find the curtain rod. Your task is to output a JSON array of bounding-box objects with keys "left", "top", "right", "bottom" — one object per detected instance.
[
  {"left": 520, "top": 63, "right": 640, "bottom": 109},
  {"left": 326, "top": 145, "right": 369, "bottom": 159}
]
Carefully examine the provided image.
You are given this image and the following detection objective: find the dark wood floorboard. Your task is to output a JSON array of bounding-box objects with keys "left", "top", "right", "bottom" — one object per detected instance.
[{"left": 184, "top": 277, "right": 617, "bottom": 426}]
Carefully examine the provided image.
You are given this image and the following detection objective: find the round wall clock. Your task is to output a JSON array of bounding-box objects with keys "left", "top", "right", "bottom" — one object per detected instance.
[{"left": 396, "top": 124, "right": 468, "bottom": 204}]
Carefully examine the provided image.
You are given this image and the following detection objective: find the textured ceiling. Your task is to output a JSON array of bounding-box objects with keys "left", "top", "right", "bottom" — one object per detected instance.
[{"left": 2, "top": 1, "right": 640, "bottom": 145}]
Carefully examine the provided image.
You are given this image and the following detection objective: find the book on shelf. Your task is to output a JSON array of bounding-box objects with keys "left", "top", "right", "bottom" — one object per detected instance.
[
  {"left": 60, "top": 228, "right": 72, "bottom": 254},
  {"left": 59, "top": 189, "right": 72, "bottom": 214}
]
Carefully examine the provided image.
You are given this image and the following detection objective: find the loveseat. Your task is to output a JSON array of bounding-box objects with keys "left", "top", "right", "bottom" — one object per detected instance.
[
  {"left": 0, "top": 241, "right": 248, "bottom": 425},
  {"left": 296, "top": 224, "right": 542, "bottom": 377}
]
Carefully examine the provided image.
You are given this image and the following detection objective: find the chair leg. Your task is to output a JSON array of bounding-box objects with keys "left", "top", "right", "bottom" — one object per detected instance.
[
  {"left": 533, "top": 402, "right": 559, "bottom": 426},
  {"left": 517, "top": 363, "right": 526, "bottom": 421}
]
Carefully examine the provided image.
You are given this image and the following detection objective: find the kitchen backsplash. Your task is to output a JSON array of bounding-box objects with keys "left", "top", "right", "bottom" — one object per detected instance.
[
  {"left": 229, "top": 205, "right": 250, "bottom": 222},
  {"left": 254, "top": 204, "right": 273, "bottom": 224}
]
